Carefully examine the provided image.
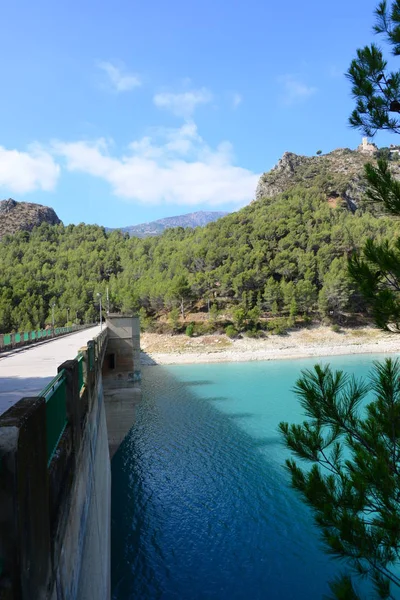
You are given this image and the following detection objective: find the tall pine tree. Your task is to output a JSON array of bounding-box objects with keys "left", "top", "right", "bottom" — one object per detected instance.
[{"left": 281, "top": 3, "right": 400, "bottom": 597}]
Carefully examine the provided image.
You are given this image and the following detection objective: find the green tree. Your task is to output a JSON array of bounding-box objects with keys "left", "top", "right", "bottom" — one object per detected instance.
[
  {"left": 169, "top": 307, "right": 180, "bottom": 332},
  {"left": 289, "top": 297, "right": 298, "bottom": 319},
  {"left": 295, "top": 279, "right": 317, "bottom": 314},
  {"left": 281, "top": 4, "right": 400, "bottom": 598},
  {"left": 347, "top": 0, "right": 400, "bottom": 330},
  {"left": 280, "top": 359, "right": 400, "bottom": 599},
  {"left": 319, "top": 258, "right": 353, "bottom": 320},
  {"left": 232, "top": 307, "right": 247, "bottom": 330},
  {"left": 347, "top": 1, "right": 400, "bottom": 137},
  {"left": 170, "top": 275, "right": 192, "bottom": 320},
  {"left": 209, "top": 303, "right": 219, "bottom": 324},
  {"left": 264, "top": 278, "right": 282, "bottom": 313}
]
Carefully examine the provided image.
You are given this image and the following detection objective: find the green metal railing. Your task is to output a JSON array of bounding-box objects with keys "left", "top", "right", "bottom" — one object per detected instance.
[
  {"left": 35, "top": 328, "right": 107, "bottom": 466},
  {"left": 77, "top": 354, "right": 84, "bottom": 391},
  {"left": 0, "top": 324, "right": 96, "bottom": 352},
  {"left": 88, "top": 343, "right": 95, "bottom": 372},
  {"left": 41, "top": 371, "right": 68, "bottom": 465}
]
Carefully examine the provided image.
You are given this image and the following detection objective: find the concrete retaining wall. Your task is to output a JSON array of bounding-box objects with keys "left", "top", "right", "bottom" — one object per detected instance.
[
  {"left": 0, "top": 316, "right": 140, "bottom": 599},
  {"left": 51, "top": 378, "right": 110, "bottom": 600},
  {"left": 0, "top": 330, "right": 111, "bottom": 600}
]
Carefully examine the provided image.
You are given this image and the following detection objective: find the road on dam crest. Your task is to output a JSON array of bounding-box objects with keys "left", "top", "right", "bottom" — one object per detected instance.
[{"left": 0, "top": 326, "right": 102, "bottom": 416}]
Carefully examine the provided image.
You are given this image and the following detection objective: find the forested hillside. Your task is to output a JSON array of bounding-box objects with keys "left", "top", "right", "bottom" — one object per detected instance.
[{"left": 1, "top": 171, "right": 399, "bottom": 334}]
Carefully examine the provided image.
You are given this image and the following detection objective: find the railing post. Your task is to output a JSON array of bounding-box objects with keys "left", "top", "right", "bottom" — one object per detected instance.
[
  {"left": 58, "top": 360, "right": 81, "bottom": 458},
  {"left": 78, "top": 347, "right": 89, "bottom": 385},
  {"left": 0, "top": 397, "right": 50, "bottom": 599},
  {"left": 78, "top": 347, "right": 89, "bottom": 419},
  {"left": 86, "top": 340, "right": 96, "bottom": 410}
]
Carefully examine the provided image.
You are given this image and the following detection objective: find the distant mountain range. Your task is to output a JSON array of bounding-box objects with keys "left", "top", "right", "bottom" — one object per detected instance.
[
  {"left": 0, "top": 202, "right": 228, "bottom": 240},
  {"left": 109, "top": 211, "right": 229, "bottom": 237}
]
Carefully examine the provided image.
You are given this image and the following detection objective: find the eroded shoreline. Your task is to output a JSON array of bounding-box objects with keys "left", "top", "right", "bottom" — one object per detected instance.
[{"left": 140, "top": 326, "right": 400, "bottom": 366}]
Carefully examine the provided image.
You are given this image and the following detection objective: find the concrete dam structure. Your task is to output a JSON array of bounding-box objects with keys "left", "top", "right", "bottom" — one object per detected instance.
[{"left": 0, "top": 315, "right": 141, "bottom": 600}]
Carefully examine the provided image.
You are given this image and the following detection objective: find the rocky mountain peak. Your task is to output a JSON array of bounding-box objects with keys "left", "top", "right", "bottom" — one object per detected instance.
[
  {"left": 0, "top": 198, "right": 18, "bottom": 213},
  {"left": 255, "top": 146, "right": 400, "bottom": 211},
  {"left": 273, "top": 151, "right": 306, "bottom": 175},
  {"left": 0, "top": 199, "right": 62, "bottom": 239}
]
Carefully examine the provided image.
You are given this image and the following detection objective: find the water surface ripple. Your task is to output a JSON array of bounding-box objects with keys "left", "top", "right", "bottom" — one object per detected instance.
[{"left": 111, "top": 356, "right": 390, "bottom": 599}]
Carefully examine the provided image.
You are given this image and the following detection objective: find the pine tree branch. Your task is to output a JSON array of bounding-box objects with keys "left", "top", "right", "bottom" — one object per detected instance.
[{"left": 368, "top": 559, "right": 400, "bottom": 588}]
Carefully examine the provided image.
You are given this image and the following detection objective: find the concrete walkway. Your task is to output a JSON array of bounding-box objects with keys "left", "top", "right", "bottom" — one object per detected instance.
[{"left": 0, "top": 326, "right": 102, "bottom": 416}]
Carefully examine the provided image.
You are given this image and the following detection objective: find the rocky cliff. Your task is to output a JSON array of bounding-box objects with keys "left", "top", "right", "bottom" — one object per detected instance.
[
  {"left": 255, "top": 148, "right": 400, "bottom": 211},
  {"left": 0, "top": 198, "right": 61, "bottom": 239}
]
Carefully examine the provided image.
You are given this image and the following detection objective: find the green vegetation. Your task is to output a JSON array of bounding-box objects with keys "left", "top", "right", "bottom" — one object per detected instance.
[
  {"left": 280, "top": 359, "right": 400, "bottom": 600},
  {"left": 225, "top": 325, "right": 238, "bottom": 338},
  {"left": 281, "top": 3, "right": 400, "bottom": 598},
  {"left": 1, "top": 185, "right": 400, "bottom": 334},
  {"left": 347, "top": 0, "right": 400, "bottom": 137},
  {"left": 185, "top": 322, "right": 195, "bottom": 337},
  {"left": 347, "top": 0, "right": 400, "bottom": 333}
]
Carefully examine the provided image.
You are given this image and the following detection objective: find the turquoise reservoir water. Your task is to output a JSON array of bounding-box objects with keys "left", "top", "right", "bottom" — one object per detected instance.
[{"left": 111, "top": 354, "right": 397, "bottom": 599}]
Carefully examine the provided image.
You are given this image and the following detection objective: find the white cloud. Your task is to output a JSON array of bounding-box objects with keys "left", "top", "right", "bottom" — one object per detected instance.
[
  {"left": 232, "top": 93, "right": 242, "bottom": 109},
  {"left": 98, "top": 61, "right": 141, "bottom": 92},
  {"left": 53, "top": 122, "right": 258, "bottom": 207},
  {"left": 278, "top": 75, "right": 317, "bottom": 105},
  {"left": 0, "top": 144, "right": 60, "bottom": 194},
  {"left": 153, "top": 88, "right": 212, "bottom": 118}
]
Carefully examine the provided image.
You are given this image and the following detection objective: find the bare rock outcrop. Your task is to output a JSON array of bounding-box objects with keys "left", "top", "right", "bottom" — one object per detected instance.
[
  {"left": 255, "top": 147, "right": 400, "bottom": 211},
  {"left": 0, "top": 198, "right": 61, "bottom": 239}
]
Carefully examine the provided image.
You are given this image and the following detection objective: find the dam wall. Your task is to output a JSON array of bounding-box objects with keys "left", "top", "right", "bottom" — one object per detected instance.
[{"left": 0, "top": 316, "right": 141, "bottom": 599}]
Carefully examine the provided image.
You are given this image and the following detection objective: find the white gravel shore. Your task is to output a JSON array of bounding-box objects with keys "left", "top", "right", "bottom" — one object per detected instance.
[{"left": 140, "top": 326, "right": 400, "bottom": 366}]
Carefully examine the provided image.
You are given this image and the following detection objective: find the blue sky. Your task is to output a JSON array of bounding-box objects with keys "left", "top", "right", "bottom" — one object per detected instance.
[{"left": 0, "top": 0, "right": 396, "bottom": 227}]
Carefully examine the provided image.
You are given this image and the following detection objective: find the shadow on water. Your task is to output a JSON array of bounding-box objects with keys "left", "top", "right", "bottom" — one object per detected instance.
[
  {"left": 111, "top": 363, "right": 366, "bottom": 600},
  {"left": 140, "top": 351, "right": 158, "bottom": 366},
  {"left": 251, "top": 436, "right": 285, "bottom": 449},
  {"left": 225, "top": 411, "right": 256, "bottom": 420},
  {"left": 179, "top": 380, "right": 215, "bottom": 387},
  {"left": 206, "top": 396, "right": 231, "bottom": 402}
]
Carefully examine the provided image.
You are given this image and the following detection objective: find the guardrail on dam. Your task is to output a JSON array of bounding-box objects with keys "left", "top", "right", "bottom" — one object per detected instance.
[{"left": 0, "top": 314, "right": 141, "bottom": 600}]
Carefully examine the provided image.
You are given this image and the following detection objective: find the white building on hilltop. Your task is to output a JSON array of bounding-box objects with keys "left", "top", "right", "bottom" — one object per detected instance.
[
  {"left": 390, "top": 144, "right": 400, "bottom": 156},
  {"left": 357, "top": 137, "right": 378, "bottom": 155}
]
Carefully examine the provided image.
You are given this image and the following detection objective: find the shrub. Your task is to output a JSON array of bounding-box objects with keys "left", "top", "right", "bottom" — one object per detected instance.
[
  {"left": 232, "top": 308, "right": 246, "bottom": 330},
  {"left": 301, "top": 313, "right": 313, "bottom": 326},
  {"left": 268, "top": 317, "right": 289, "bottom": 335},
  {"left": 331, "top": 323, "right": 341, "bottom": 333},
  {"left": 244, "top": 328, "right": 264, "bottom": 338},
  {"left": 193, "top": 321, "right": 215, "bottom": 336},
  {"left": 185, "top": 322, "right": 195, "bottom": 337},
  {"left": 225, "top": 325, "right": 238, "bottom": 338},
  {"left": 152, "top": 321, "right": 173, "bottom": 334},
  {"left": 209, "top": 303, "right": 219, "bottom": 324},
  {"left": 138, "top": 307, "right": 155, "bottom": 332}
]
